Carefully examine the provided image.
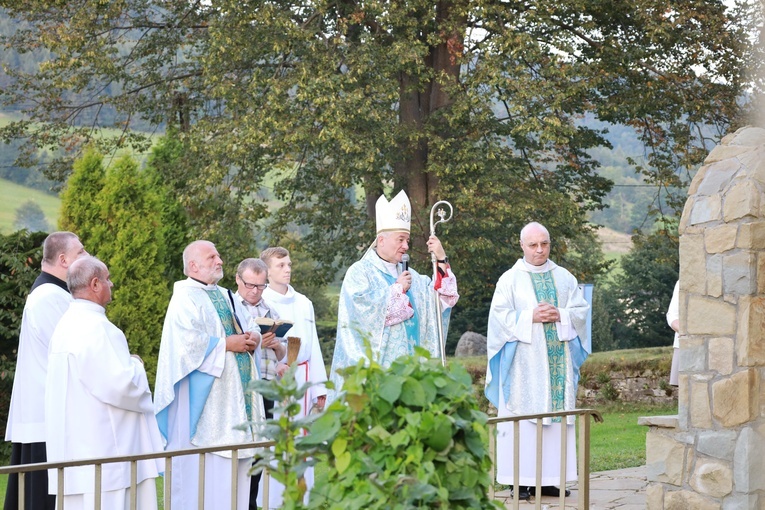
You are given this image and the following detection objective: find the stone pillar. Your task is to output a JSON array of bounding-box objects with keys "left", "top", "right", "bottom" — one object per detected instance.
[{"left": 643, "top": 126, "right": 765, "bottom": 509}]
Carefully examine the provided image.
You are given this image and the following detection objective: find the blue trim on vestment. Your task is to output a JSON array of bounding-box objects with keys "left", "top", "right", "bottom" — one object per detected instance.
[
  {"left": 569, "top": 336, "right": 587, "bottom": 389},
  {"left": 485, "top": 342, "right": 517, "bottom": 409},
  {"left": 156, "top": 336, "right": 219, "bottom": 442}
]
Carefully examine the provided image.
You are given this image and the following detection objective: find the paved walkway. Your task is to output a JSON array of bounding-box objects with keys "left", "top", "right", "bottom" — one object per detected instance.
[{"left": 495, "top": 465, "right": 648, "bottom": 509}]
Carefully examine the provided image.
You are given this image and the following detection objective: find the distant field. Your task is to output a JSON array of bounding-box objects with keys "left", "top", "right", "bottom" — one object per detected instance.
[{"left": 0, "top": 178, "right": 60, "bottom": 233}]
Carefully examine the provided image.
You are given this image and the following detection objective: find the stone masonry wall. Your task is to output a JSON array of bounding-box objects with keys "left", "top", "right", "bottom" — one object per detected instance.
[{"left": 643, "top": 126, "right": 765, "bottom": 510}]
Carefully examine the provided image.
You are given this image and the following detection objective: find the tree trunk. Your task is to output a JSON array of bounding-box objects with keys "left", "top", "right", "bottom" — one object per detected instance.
[{"left": 393, "top": 0, "right": 464, "bottom": 259}]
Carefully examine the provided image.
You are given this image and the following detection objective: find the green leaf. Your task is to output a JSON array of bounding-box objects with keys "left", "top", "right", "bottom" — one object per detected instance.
[
  {"left": 400, "top": 378, "right": 426, "bottom": 407},
  {"left": 378, "top": 376, "right": 403, "bottom": 403},
  {"left": 331, "top": 437, "right": 347, "bottom": 457},
  {"left": 336, "top": 451, "right": 351, "bottom": 474}
]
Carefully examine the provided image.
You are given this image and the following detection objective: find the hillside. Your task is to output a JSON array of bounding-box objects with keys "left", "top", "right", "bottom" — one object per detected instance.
[
  {"left": 597, "top": 226, "right": 633, "bottom": 255},
  {"left": 0, "top": 178, "right": 59, "bottom": 233}
]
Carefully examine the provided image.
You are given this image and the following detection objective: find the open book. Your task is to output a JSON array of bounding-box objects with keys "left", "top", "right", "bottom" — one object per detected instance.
[{"left": 255, "top": 317, "right": 293, "bottom": 337}]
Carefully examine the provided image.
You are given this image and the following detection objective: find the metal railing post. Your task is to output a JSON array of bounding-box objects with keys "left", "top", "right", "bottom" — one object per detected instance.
[
  {"left": 130, "top": 460, "right": 137, "bottom": 510},
  {"left": 230, "top": 449, "right": 238, "bottom": 510},
  {"left": 197, "top": 454, "right": 205, "bottom": 510},
  {"left": 94, "top": 463, "right": 102, "bottom": 510},
  {"left": 488, "top": 421, "right": 496, "bottom": 501}
]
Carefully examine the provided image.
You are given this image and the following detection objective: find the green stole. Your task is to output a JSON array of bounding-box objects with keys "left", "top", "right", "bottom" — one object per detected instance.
[
  {"left": 205, "top": 288, "right": 254, "bottom": 423},
  {"left": 529, "top": 271, "right": 566, "bottom": 423}
]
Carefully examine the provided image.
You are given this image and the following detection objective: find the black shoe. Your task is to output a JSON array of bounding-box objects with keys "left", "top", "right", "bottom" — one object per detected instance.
[
  {"left": 527, "top": 485, "right": 570, "bottom": 497},
  {"left": 511, "top": 487, "right": 531, "bottom": 500}
]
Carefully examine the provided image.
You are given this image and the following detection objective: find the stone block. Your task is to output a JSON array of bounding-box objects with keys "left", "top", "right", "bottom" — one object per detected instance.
[
  {"left": 737, "top": 221, "right": 765, "bottom": 250},
  {"left": 680, "top": 234, "right": 707, "bottom": 294},
  {"left": 690, "top": 457, "right": 733, "bottom": 498},
  {"left": 691, "top": 376, "right": 713, "bottom": 428},
  {"left": 722, "top": 493, "right": 761, "bottom": 510},
  {"left": 645, "top": 483, "right": 664, "bottom": 510},
  {"left": 687, "top": 296, "right": 736, "bottom": 336},
  {"left": 705, "top": 224, "right": 738, "bottom": 253},
  {"left": 758, "top": 254, "right": 765, "bottom": 295},
  {"left": 736, "top": 296, "right": 765, "bottom": 367},
  {"left": 712, "top": 369, "right": 758, "bottom": 427},
  {"left": 697, "top": 158, "right": 743, "bottom": 196},
  {"left": 697, "top": 429, "right": 738, "bottom": 460},
  {"left": 705, "top": 144, "right": 755, "bottom": 165},
  {"left": 681, "top": 336, "right": 707, "bottom": 372},
  {"left": 680, "top": 198, "right": 695, "bottom": 233},
  {"left": 723, "top": 181, "right": 761, "bottom": 222},
  {"left": 691, "top": 195, "right": 723, "bottom": 225},
  {"left": 646, "top": 431, "right": 686, "bottom": 485},
  {"left": 723, "top": 251, "right": 757, "bottom": 295},
  {"left": 709, "top": 337, "right": 734, "bottom": 375},
  {"left": 707, "top": 254, "right": 723, "bottom": 298},
  {"left": 678, "top": 373, "right": 690, "bottom": 430},
  {"left": 733, "top": 425, "right": 765, "bottom": 493},
  {"left": 727, "top": 126, "right": 765, "bottom": 147},
  {"left": 664, "top": 489, "right": 721, "bottom": 510},
  {"left": 739, "top": 141, "right": 765, "bottom": 164},
  {"left": 745, "top": 147, "right": 765, "bottom": 186}
]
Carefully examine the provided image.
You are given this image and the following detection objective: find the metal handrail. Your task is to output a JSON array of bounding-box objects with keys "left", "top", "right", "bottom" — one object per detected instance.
[
  {"left": 0, "top": 440, "right": 275, "bottom": 510},
  {"left": 487, "top": 408, "right": 604, "bottom": 510},
  {"left": 2, "top": 408, "right": 603, "bottom": 509}
]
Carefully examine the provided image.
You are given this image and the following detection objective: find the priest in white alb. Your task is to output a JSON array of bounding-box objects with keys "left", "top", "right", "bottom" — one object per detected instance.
[
  {"left": 258, "top": 246, "right": 328, "bottom": 508},
  {"left": 45, "top": 256, "right": 163, "bottom": 509},
  {"left": 485, "top": 222, "right": 590, "bottom": 500},
  {"left": 329, "top": 190, "right": 459, "bottom": 396},
  {"left": 5, "top": 231, "right": 87, "bottom": 510},
  {"left": 154, "top": 240, "right": 265, "bottom": 510}
]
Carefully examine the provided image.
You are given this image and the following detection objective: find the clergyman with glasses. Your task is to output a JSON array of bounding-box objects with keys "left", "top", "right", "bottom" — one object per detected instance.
[
  {"left": 233, "top": 257, "right": 287, "bottom": 417},
  {"left": 233, "top": 257, "right": 287, "bottom": 510}
]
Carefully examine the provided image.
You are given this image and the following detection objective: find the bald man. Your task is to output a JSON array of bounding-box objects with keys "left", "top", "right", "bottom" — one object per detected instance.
[{"left": 154, "top": 240, "right": 266, "bottom": 510}]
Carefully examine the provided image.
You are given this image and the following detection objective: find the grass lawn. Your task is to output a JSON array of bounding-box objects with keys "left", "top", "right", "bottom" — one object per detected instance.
[
  {"left": 0, "top": 178, "right": 60, "bottom": 234},
  {"left": 588, "top": 401, "right": 676, "bottom": 472}
]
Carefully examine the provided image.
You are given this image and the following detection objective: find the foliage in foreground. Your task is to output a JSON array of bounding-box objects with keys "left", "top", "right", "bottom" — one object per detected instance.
[{"left": 304, "top": 348, "right": 502, "bottom": 510}]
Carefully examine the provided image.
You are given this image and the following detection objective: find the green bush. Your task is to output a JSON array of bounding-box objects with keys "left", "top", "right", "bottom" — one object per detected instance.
[{"left": 306, "top": 348, "right": 503, "bottom": 510}]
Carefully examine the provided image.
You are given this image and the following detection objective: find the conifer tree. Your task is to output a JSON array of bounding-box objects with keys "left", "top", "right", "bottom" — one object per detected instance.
[
  {"left": 94, "top": 155, "right": 168, "bottom": 383},
  {"left": 58, "top": 146, "right": 105, "bottom": 247}
]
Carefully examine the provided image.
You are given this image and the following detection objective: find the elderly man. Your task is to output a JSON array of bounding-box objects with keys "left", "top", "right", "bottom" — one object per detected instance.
[
  {"left": 5, "top": 231, "right": 87, "bottom": 510},
  {"left": 45, "top": 256, "right": 163, "bottom": 509},
  {"left": 154, "top": 240, "right": 265, "bottom": 510},
  {"left": 485, "top": 222, "right": 590, "bottom": 500},
  {"left": 330, "top": 190, "right": 459, "bottom": 394}
]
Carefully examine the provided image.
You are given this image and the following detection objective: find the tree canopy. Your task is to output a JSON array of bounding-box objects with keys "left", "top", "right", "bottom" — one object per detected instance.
[{"left": 0, "top": 0, "right": 759, "bottom": 344}]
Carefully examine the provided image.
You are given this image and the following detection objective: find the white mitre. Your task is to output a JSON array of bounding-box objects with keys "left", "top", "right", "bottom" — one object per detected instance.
[{"left": 375, "top": 190, "right": 411, "bottom": 234}]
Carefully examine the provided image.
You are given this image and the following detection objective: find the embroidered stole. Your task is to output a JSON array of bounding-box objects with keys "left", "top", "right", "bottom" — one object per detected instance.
[
  {"left": 205, "top": 288, "right": 254, "bottom": 423},
  {"left": 381, "top": 271, "right": 421, "bottom": 351},
  {"left": 529, "top": 271, "right": 566, "bottom": 423}
]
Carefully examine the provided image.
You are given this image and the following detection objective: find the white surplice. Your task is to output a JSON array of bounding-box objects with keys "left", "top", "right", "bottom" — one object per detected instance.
[
  {"left": 154, "top": 278, "right": 265, "bottom": 510},
  {"left": 45, "top": 299, "right": 163, "bottom": 509},
  {"left": 485, "top": 259, "right": 590, "bottom": 486},
  {"left": 6, "top": 277, "right": 71, "bottom": 444},
  {"left": 258, "top": 284, "right": 328, "bottom": 508}
]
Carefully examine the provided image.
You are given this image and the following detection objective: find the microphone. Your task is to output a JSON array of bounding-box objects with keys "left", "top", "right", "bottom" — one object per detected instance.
[{"left": 401, "top": 253, "right": 409, "bottom": 272}]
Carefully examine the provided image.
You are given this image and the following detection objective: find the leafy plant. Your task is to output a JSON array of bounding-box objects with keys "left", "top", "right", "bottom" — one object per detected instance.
[
  {"left": 600, "top": 382, "right": 620, "bottom": 402},
  {"left": 249, "top": 364, "right": 330, "bottom": 510},
  {"left": 305, "top": 347, "right": 503, "bottom": 509}
]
